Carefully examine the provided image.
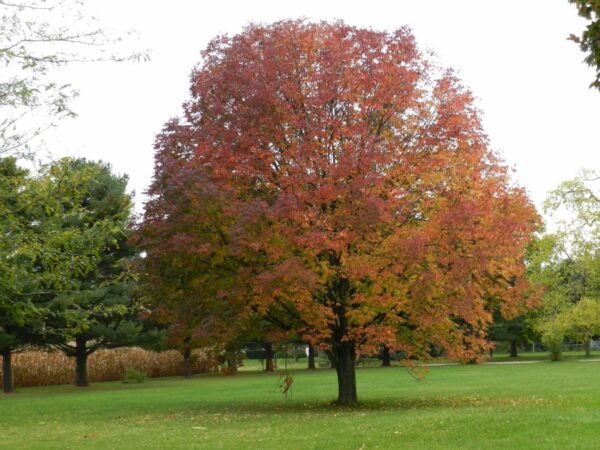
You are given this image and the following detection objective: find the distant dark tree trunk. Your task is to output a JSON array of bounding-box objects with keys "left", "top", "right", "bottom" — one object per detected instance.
[
  {"left": 335, "top": 342, "right": 357, "bottom": 405},
  {"left": 226, "top": 358, "right": 238, "bottom": 374},
  {"left": 264, "top": 342, "right": 274, "bottom": 372},
  {"left": 510, "top": 339, "right": 518, "bottom": 358},
  {"left": 223, "top": 344, "right": 239, "bottom": 375},
  {"left": 381, "top": 346, "right": 391, "bottom": 367},
  {"left": 226, "top": 356, "right": 238, "bottom": 375},
  {"left": 489, "top": 347, "right": 494, "bottom": 359},
  {"left": 182, "top": 347, "right": 193, "bottom": 378},
  {"left": 307, "top": 344, "right": 316, "bottom": 370},
  {"left": 2, "top": 348, "right": 13, "bottom": 394},
  {"left": 74, "top": 336, "right": 89, "bottom": 387},
  {"left": 585, "top": 339, "right": 592, "bottom": 357}
]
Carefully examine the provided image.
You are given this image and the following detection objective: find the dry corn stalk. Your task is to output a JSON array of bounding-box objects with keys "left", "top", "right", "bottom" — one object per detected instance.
[{"left": 0, "top": 347, "right": 212, "bottom": 387}]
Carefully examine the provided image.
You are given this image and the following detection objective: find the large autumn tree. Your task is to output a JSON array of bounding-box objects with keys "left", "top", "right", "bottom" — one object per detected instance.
[{"left": 140, "top": 21, "right": 538, "bottom": 405}]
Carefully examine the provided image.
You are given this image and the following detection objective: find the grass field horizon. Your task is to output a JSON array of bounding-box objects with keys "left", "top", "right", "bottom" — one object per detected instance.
[{"left": 2, "top": 360, "right": 600, "bottom": 449}]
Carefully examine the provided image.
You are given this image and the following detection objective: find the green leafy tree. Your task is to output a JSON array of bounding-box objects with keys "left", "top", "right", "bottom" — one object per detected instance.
[
  {"left": 545, "top": 170, "right": 600, "bottom": 303},
  {"left": 0, "top": 157, "right": 36, "bottom": 393},
  {"left": 532, "top": 170, "right": 600, "bottom": 361},
  {"left": 531, "top": 255, "right": 585, "bottom": 361},
  {"left": 537, "top": 310, "right": 569, "bottom": 361},
  {"left": 569, "top": 0, "right": 600, "bottom": 90},
  {"left": 546, "top": 169, "right": 599, "bottom": 235},
  {"left": 41, "top": 158, "right": 146, "bottom": 387},
  {"left": 536, "top": 296, "right": 600, "bottom": 360},
  {"left": 1, "top": 9, "right": 149, "bottom": 390},
  {"left": 0, "top": 157, "right": 115, "bottom": 392},
  {"left": 564, "top": 297, "right": 600, "bottom": 356}
]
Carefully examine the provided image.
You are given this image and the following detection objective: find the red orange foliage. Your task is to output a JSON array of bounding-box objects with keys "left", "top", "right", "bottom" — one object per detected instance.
[{"left": 139, "top": 21, "right": 539, "bottom": 405}]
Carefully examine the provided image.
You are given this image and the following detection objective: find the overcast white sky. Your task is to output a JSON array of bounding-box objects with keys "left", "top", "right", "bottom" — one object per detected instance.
[{"left": 46, "top": 0, "right": 599, "bottom": 225}]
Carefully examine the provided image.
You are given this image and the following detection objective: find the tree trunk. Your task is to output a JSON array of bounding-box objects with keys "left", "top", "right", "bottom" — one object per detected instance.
[
  {"left": 74, "top": 336, "right": 89, "bottom": 387},
  {"left": 182, "top": 347, "right": 193, "bottom": 378},
  {"left": 510, "top": 339, "right": 518, "bottom": 358},
  {"left": 335, "top": 342, "right": 357, "bottom": 405},
  {"left": 381, "top": 346, "right": 391, "bottom": 367},
  {"left": 585, "top": 339, "right": 592, "bottom": 357},
  {"left": 2, "top": 348, "right": 13, "bottom": 394},
  {"left": 226, "top": 356, "right": 238, "bottom": 375},
  {"left": 308, "top": 344, "right": 316, "bottom": 370},
  {"left": 264, "top": 342, "right": 274, "bottom": 372}
]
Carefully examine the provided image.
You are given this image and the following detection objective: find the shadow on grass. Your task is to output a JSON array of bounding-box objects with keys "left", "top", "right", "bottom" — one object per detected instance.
[{"left": 156, "top": 394, "right": 550, "bottom": 418}]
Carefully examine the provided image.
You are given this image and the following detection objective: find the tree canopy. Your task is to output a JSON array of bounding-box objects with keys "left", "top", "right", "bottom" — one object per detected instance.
[
  {"left": 569, "top": 0, "right": 600, "bottom": 90},
  {"left": 532, "top": 170, "right": 600, "bottom": 360},
  {"left": 40, "top": 158, "right": 145, "bottom": 387},
  {"left": 139, "top": 20, "right": 539, "bottom": 405},
  {"left": 0, "top": 157, "right": 125, "bottom": 392}
]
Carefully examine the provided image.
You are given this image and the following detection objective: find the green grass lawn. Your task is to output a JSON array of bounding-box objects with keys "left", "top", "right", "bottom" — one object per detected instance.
[
  {"left": 490, "top": 350, "right": 600, "bottom": 362},
  {"left": 2, "top": 360, "right": 600, "bottom": 449}
]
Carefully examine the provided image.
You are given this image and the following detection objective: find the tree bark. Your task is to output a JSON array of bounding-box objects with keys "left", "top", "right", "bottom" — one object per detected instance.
[
  {"left": 381, "top": 346, "right": 391, "bottom": 367},
  {"left": 585, "top": 339, "right": 592, "bottom": 357},
  {"left": 335, "top": 342, "right": 357, "bottom": 405},
  {"left": 510, "top": 339, "right": 518, "bottom": 358},
  {"left": 307, "top": 344, "right": 316, "bottom": 370},
  {"left": 74, "top": 336, "right": 89, "bottom": 387},
  {"left": 182, "top": 347, "right": 193, "bottom": 378},
  {"left": 2, "top": 348, "right": 13, "bottom": 394},
  {"left": 264, "top": 342, "right": 274, "bottom": 372}
]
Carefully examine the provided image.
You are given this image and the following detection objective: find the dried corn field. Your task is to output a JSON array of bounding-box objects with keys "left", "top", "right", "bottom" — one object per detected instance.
[{"left": 1, "top": 348, "right": 212, "bottom": 387}]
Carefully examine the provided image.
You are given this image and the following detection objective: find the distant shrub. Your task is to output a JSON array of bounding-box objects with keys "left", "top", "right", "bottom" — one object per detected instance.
[
  {"left": 123, "top": 368, "right": 147, "bottom": 383},
  {"left": 539, "top": 320, "right": 565, "bottom": 361}
]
